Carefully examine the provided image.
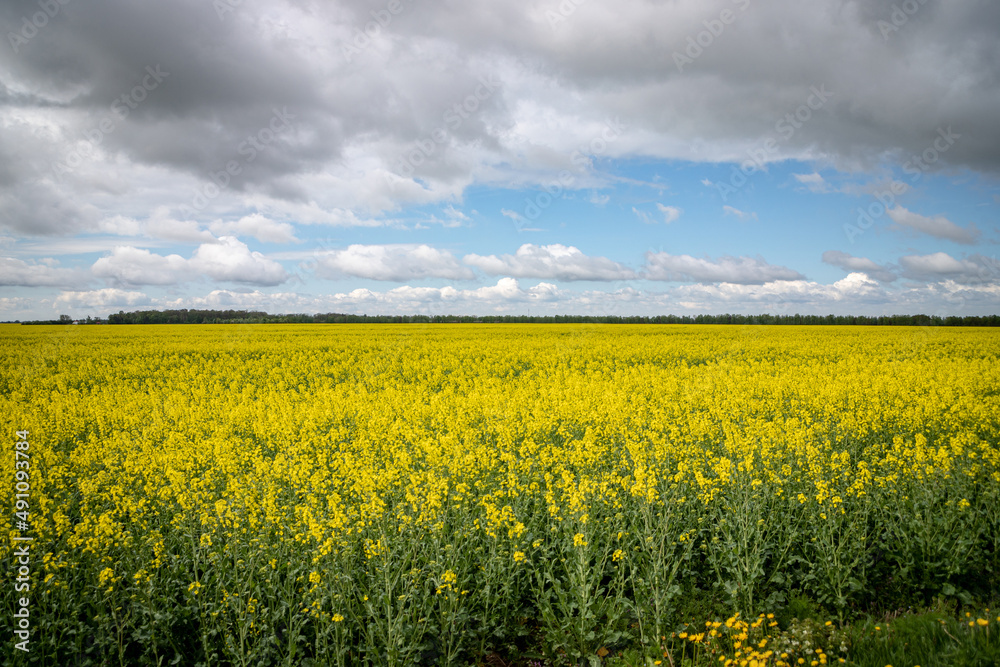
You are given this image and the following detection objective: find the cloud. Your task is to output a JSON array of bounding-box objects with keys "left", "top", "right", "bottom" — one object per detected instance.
[
  {"left": 315, "top": 244, "right": 475, "bottom": 281},
  {"left": 1, "top": 0, "right": 998, "bottom": 239},
  {"left": 308, "top": 278, "right": 562, "bottom": 314},
  {"left": 501, "top": 208, "right": 522, "bottom": 222},
  {"left": 669, "top": 272, "right": 887, "bottom": 309},
  {"left": 442, "top": 205, "right": 470, "bottom": 223},
  {"left": 55, "top": 288, "right": 152, "bottom": 309},
  {"left": 793, "top": 172, "right": 831, "bottom": 193},
  {"left": 0, "top": 257, "right": 84, "bottom": 287},
  {"left": 899, "top": 252, "right": 999, "bottom": 284},
  {"left": 95, "top": 208, "right": 219, "bottom": 244},
  {"left": 656, "top": 203, "right": 681, "bottom": 223},
  {"left": 643, "top": 253, "right": 805, "bottom": 284},
  {"left": 633, "top": 203, "right": 680, "bottom": 225},
  {"left": 189, "top": 236, "right": 289, "bottom": 285},
  {"left": 143, "top": 208, "right": 218, "bottom": 244},
  {"left": 97, "top": 215, "right": 145, "bottom": 237},
  {"left": 632, "top": 207, "right": 654, "bottom": 225},
  {"left": 209, "top": 213, "right": 299, "bottom": 244},
  {"left": 723, "top": 206, "right": 758, "bottom": 221},
  {"left": 887, "top": 206, "right": 980, "bottom": 244},
  {"left": 162, "top": 289, "right": 305, "bottom": 312},
  {"left": 464, "top": 244, "right": 635, "bottom": 281},
  {"left": 635, "top": 203, "right": 680, "bottom": 224},
  {"left": 821, "top": 250, "right": 896, "bottom": 282},
  {"left": 91, "top": 247, "right": 190, "bottom": 286},
  {"left": 93, "top": 237, "right": 288, "bottom": 287},
  {"left": 0, "top": 297, "right": 34, "bottom": 316}
]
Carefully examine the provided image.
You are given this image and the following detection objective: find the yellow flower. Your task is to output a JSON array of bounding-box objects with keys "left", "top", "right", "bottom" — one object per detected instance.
[
  {"left": 98, "top": 567, "right": 115, "bottom": 592},
  {"left": 573, "top": 533, "right": 587, "bottom": 547}
]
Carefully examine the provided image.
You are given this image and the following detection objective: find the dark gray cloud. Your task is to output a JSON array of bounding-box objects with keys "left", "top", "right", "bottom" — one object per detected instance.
[{"left": 1, "top": 0, "right": 999, "bottom": 235}]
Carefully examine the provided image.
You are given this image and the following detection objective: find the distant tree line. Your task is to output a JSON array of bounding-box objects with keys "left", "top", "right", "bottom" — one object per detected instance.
[{"left": 17, "top": 309, "right": 999, "bottom": 326}]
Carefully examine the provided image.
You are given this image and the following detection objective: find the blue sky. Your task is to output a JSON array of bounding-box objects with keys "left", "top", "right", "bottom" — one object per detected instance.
[{"left": 1, "top": 0, "right": 998, "bottom": 319}]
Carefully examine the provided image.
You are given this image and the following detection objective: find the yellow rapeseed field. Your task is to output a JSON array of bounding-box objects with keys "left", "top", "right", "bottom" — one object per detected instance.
[{"left": 1, "top": 323, "right": 998, "bottom": 665}]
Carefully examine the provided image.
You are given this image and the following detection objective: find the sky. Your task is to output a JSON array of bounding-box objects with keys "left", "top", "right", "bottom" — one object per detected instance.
[{"left": 1, "top": 0, "right": 999, "bottom": 319}]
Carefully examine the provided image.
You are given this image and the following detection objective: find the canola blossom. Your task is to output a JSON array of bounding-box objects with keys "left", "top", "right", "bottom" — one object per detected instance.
[{"left": 1, "top": 323, "right": 998, "bottom": 665}]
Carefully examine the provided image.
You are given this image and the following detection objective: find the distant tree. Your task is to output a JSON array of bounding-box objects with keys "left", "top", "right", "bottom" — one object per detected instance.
[{"left": 58, "top": 314, "right": 72, "bottom": 324}]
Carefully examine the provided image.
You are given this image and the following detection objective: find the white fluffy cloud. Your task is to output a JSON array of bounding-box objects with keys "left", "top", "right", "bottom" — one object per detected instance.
[
  {"left": 315, "top": 244, "right": 475, "bottom": 281},
  {"left": 464, "top": 244, "right": 635, "bottom": 281},
  {"left": 92, "top": 237, "right": 288, "bottom": 287},
  {"left": 190, "top": 237, "right": 289, "bottom": 286},
  {"left": 91, "top": 247, "right": 190, "bottom": 286},
  {"left": 667, "top": 273, "right": 887, "bottom": 310},
  {"left": 209, "top": 214, "right": 299, "bottom": 244},
  {"left": 888, "top": 206, "right": 980, "bottom": 244},
  {"left": 642, "top": 253, "right": 805, "bottom": 284}
]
